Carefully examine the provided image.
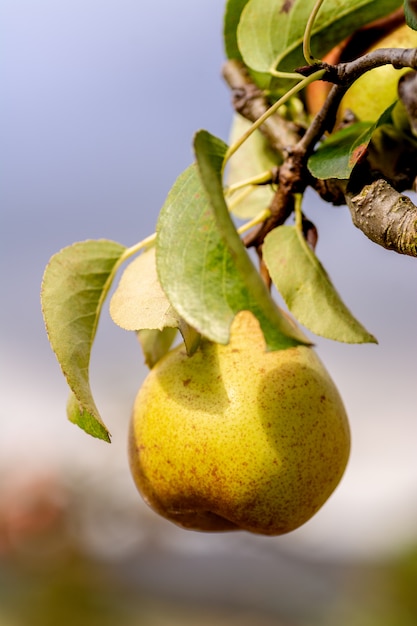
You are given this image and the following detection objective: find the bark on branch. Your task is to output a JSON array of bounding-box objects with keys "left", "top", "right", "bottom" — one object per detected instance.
[
  {"left": 298, "top": 47, "right": 417, "bottom": 86},
  {"left": 345, "top": 179, "right": 417, "bottom": 256},
  {"left": 221, "top": 60, "right": 302, "bottom": 152}
]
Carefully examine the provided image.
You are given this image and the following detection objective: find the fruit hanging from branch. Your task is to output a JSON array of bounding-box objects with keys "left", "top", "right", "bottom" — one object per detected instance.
[
  {"left": 40, "top": 0, "right": 416, "bottom": 537},
  {"left": 129, "top": 312, "right": 350, "bottom": 535}
]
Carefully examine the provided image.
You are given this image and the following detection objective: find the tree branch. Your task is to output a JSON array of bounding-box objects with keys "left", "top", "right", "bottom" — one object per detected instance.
[
  {"left": 298, "top": 47, "right": 417, "bottom": 85},
  {"left": 221, "top": 60, "right": 303, "bottom": 153},
  {"left": 296, "top": 83, "right": 348, "bottom": 154},
  {"left": 345, "top": 179, "right": 417, "bottom": 256},
  {"left": 223, "top": 48, "right": 417, "bottom": 257}
]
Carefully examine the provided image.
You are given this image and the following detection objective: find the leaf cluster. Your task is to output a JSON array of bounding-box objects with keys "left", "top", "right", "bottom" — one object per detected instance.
[{"left": 41, "top": 0, "right": 417, "bottom": 440}]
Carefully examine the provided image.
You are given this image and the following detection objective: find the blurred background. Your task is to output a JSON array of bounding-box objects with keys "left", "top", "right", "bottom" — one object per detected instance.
[{"left": 1, "top": 1, "right": 416, "bottom": 624}]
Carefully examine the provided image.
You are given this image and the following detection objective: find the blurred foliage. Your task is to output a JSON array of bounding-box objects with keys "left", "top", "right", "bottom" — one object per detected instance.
[
  {"left": 0, "top": 553, "right": 128, "bottom": 626},
  {"left": 0, "top": 554, "right": 288, "bottom": 626},
  {"left": 332, "top": 545, "right": 417, "bottom": 626},
  {"left": 0, "top": 467, "right": 415, "bottom": 626}
]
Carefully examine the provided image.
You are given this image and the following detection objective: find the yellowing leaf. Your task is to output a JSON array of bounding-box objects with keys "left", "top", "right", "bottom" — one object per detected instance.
[
  {"left": 111, "top": 247, "right": 201, "bottom": 363},
  {"left": 110, "top": 247, "right": 178, "bottom": 331}
]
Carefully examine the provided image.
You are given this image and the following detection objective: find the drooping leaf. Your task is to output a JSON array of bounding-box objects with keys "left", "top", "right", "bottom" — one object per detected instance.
[
  {"left": 156, "top": 150, "right": 308, "bottom": 351},
  {"left": 263, "top": 225, "right": 377, "bottom": 343},
  {"left": 307, "top": 122, "right": 373, "bottom": 180},
  {"left": 197, "top": 130, "right": 308, "bottom": 348},
  {"left": 41, "top": 239, "right": 126, "bottom": 441},
  {"left": 226, "top": 113, "right": 280, "bottom": 219},
  {"left": 110, "top": 247, "right": 179, "bottom": 331},
  {"left": 237, "top": 0, "right": 402, "bottom": 76}
]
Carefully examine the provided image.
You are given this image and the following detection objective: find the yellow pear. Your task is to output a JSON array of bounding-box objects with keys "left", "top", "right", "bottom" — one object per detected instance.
[
  {"left": 129, "top": 311, "right": 350, "bottom": 535},
  {"left": 340, "top": 23, "right": 417, "bottom": 122}
]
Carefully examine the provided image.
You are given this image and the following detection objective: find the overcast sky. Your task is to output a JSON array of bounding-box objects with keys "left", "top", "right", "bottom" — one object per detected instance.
[{"left": 1, "top": 1, "right": 416, "bottom": 560}]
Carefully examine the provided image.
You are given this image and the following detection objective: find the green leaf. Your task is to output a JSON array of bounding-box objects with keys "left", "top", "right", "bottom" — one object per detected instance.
[
  {"left": 237, "top": 0, "right": 402, "bottom": 75},
  {"left": 156, "top": 156, "right": 308, "bottom": 350},
  {"left": 177, "top": 319, "right": 202, "bottom": 355},
  {"left": 226, "top": 114, "right": 280, "bottom": 219},
  {"left": 224, "top": 0, "right": 251, "bottom": 60},
  {"left": 137, "top": 327, "right": 178, "bottom": 369},
  {"left": 307, "top": 122, "right": 373, "bottom": 180},
  {"left": 41, "top": 239, "right": 126, "bottom": 441},
  {"left": 195, "top": 129, "right": 310, "bottom": 349},
  {"left": 223, "top": 0, "right": 272, "bottom": 90},
  {"left": 156, "top": 130, "right": 308, "bottom": 351},
  {"left": 263, "top": 225, "right": 377, "bottom": 343},
  {"left": 67, "top": 393, "right": 110, "bottom": 442},
  {"left": 110, "top": 247, "right": 179, "bottom": 331},
  {"left": 308, "top": 105, "right": 397, "bottom": 180},
  {"left": 404, "top": 0, "right": 417, "bottom": 30}
]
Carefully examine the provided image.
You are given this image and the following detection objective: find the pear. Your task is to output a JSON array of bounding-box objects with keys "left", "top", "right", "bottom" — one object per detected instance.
[{"left": 129, "top": 312, "right": 350, "bottom": 535}]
